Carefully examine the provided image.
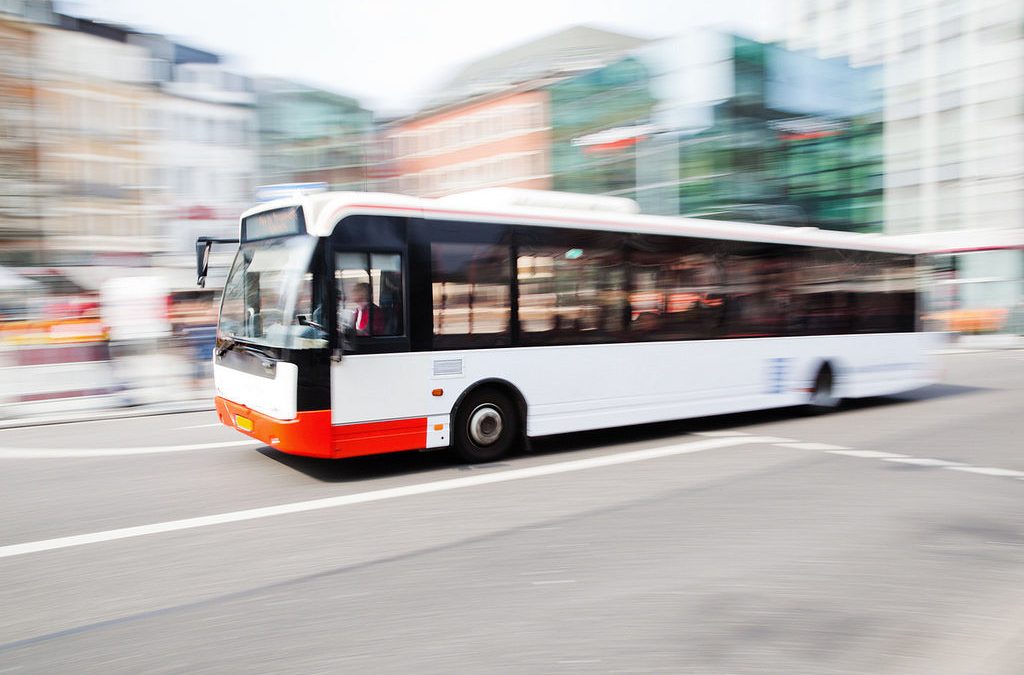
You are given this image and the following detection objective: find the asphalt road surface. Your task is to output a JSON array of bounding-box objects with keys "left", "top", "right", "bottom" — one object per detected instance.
[{"left": 1, "top": 350, "right": 1023, "bottom": 674}]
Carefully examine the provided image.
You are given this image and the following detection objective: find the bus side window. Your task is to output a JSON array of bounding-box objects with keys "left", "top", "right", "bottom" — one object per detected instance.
[
  {"left": 430, "top": 242, "right": 511, "bottom": 349},
  {"left": 335, "top": 252, "right": 404, "bottom": 337},
  {"left": 372, "top": 253, "right": 403, "bottom": 336}
]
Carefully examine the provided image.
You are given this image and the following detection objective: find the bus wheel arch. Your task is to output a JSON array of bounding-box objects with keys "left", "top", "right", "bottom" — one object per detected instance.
[
  {"left": 807, "top": 361, "right": 841, "bottom": 412},
  {"left": 450, "top": 380, "right": 527, "bottom": 463}
]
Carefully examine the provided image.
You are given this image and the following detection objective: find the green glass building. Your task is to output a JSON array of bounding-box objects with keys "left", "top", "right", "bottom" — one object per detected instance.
[
  {"left": 680, "top": 37, "right": 884, "bottom": 232},
  {"left": 548, "top": 57, "right": 658, "bottom": 197},
  {"left": 255, "top": 78, "right": 375, "bottom": 191},
  {"left": 544, "top": 33, "right": 884, "bottom": 233}
]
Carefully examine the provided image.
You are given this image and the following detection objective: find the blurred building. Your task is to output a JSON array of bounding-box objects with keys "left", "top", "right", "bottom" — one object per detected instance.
[
  {"left": 787, "top": 0, "right": 1023, "bottom": 234},
  {"left": 640, "top": 32, "right": 884, "bottom": 230},
  {"left": 387, "top": 26, "right": 651, "bottom": 198},
  {"left": 388, "top": 25, "right": 884, "bottom": 233},
  {"left": 2, "top": 2, "right": 259, "bottom": 264},
  {"left": 30, "top": 14, "right": 154, "bottom": 262},
  {"left": 135, "top": 36, "right": 257, "bottom": 254},
  {"left": 550, "top": 56, "right": 658, "bottom": 197},
  {"left": 389, "top": 86, "right": 553, "bottom": 197},
  {"left": 787, "top": 0, "right": 1023, "bottom": 329},
  {"left": 0, "top": 13, "right": 40, "bottom": 264},
  {"left": 254, "top": 78, "right": 374, "bottom": 192}
]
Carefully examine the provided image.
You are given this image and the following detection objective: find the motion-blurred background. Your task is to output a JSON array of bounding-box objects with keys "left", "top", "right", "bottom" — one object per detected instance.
[{"left": 0, "top": 0, "right": 1021, "bottom": 419}]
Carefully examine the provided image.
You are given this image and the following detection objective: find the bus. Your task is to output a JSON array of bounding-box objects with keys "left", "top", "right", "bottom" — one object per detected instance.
[{"left": 198, "top": 188, "right": 938, "bottom": 463}]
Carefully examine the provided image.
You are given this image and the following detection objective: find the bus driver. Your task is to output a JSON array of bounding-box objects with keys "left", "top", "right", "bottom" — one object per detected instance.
[{"left": 348, "top": 282, "right": 382, "bottom": 335}]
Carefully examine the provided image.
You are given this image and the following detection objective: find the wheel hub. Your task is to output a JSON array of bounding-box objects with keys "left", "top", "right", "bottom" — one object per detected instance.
[{"left": 468, "top": 405, "right": 503, "bottom": 446}]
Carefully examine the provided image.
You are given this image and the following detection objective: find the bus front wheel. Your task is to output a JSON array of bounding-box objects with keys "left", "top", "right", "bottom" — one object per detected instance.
[{"left": 453, "top": 388, "right": 519, "bottom": 463}]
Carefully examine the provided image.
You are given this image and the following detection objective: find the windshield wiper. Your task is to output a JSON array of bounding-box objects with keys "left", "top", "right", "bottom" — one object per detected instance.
[
  {"left": 216, "top": 334, "right": 280, "bottom": 360},
  {"left": 215, "top": 335, "right": 236, "bottom": 357},
  {"left": 236, "top": 342, "right": 277, "bottom": 360}
]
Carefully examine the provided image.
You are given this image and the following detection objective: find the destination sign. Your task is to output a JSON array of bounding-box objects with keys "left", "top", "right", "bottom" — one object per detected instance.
[{"left": 243, "top": 206, "right": 305, "bottom": 241}]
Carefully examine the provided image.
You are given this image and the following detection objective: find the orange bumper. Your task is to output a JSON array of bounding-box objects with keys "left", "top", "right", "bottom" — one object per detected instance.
[{"left": 215, "top": 397, "right": 428, "bottom": 459}]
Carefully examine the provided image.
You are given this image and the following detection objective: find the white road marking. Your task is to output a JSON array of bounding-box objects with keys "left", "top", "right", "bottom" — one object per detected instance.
[
  {"left": 177, "top": 423, "right": 222, "bottom": 429},
  {"left": 822, "top": 446, "right": 1024, "bottom": 481},
  {"left": 532, "top": 579, "right": 576, "bottom": 585},
  {"left": 0, "top": 435, "right": 773, "bottom": 559},
  {"left": 882, "top": 457, "right": 964, "bottom": 467},
  {"left": 0, "top": 440, "right": 262, "bottom": 459},
  {"left": 945, "top": 466, "right": 1024, "bottom": 478},
  {"left": 520, "top": 570, "right": 568, "bottom": 576},
  {"left": 693, "top": 431, "right": 751, "bottom": 437},
  {"left": 827, "top": 450, "right": 908, "bottom": 459},
  {"left": 775, "top": 442, "right": 850, "bottom": 451}
]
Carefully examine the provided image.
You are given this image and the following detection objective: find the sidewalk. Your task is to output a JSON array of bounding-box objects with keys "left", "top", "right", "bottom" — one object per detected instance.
[
  {"left": 947, "top": 333, "right": 1023, "bottom": 351},
  {"left": 0, "top": 398, "right": 215, "bottom": 430},
  {"left": 0, "top": 344, "right": 216, "bottom": 429},
  {"left": 932, "top": 332, "right": 1023, "bottom": 354}
]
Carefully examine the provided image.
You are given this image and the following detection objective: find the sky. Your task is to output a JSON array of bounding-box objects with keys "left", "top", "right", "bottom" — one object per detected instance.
[{"left": 60, "top": 0, "right": 784, "bottom": 115}]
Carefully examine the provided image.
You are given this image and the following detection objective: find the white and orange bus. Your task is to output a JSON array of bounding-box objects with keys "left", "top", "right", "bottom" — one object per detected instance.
[{"left": 198, "top": 188, "right": 938, "bottom": 463}]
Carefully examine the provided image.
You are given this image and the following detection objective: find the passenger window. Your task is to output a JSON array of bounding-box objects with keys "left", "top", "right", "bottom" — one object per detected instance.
[
  {"left": 629, "top": 247, "right": 722, "bottom": 341},
  {"left": 517, "top": 245, "right": 626, "bottom": 345},
  {"left": 431, "top": 242, "right": 511, "bottom": 348},
  {"left": 719, "top": 246, "right": 793, "bottom": 338},
  {"left": 335, "top": 252, "right": 403, "bottom": 337}
]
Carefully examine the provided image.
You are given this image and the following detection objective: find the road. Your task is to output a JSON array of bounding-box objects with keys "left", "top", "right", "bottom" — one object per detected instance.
[{"left": 0, "top": 350, "right": 1022, "bottom": 674}]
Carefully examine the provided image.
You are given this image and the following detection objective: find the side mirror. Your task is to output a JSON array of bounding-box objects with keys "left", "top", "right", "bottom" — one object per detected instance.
[
  {"left": 195, "top": 236, "right": 239, "bottom": 287},
  {"left": 196, "top": 240, "right": 212, "bottom": 288}
]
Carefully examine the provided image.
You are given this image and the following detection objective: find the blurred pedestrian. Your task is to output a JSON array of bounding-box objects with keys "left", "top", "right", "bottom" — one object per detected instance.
[{"left": 183, "top": 301, "right": 217, "bottom": 391}]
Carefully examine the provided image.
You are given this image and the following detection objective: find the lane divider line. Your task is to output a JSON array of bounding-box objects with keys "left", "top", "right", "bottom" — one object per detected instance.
[
  {"left": 0, "top": 440, "right": 262, "bottom": 459},
  {"left": 945, "top": 466, "right": 1024, "bottom": 478},
  {"left": 775, "top": 442, "right": 849, "bottom": 451},
  {"left": 882, "top": 457, "right": 964, "bottom": 467},
  {"left": 0, "top": 435, "right": 786, "bottom": 560},
  {"left": 692, "top": 431, "right": 752, "bottom": 437},
  {"left": 827, "top": 450, "right": 907, "bottom": 459},
  {"left": 823, "top": 446, "right": 1024, "bottom": 481}
]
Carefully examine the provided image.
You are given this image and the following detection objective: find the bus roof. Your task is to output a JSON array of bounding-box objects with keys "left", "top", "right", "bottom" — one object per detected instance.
[{"left": 241, "top": 190, "right": 926, "bottom": 255}]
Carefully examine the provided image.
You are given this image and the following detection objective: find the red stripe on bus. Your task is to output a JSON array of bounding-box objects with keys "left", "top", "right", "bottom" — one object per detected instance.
[
  {"left": 331, "top": 417, "right": 428, "bottom": 459},
  {"left": 215, "top": 397, "right": 331, "bottom": 457},
  {"left": 215, "top": 397, "right": 428, "bottom": 459}
]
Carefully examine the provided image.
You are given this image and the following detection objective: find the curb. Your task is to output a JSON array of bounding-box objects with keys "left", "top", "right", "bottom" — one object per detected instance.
[{"left": 0, "top": 400, "right": 216, "bottom": 430}]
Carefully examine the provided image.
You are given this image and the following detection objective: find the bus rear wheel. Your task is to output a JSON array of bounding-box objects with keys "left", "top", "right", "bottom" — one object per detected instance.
[{"left": 453, "top": 388, "right": 519, "bottom": 463}]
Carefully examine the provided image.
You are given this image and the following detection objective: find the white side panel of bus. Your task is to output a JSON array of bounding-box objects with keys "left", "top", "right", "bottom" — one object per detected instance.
[
  {"left": 215, "top": 362, "right": 298, "bottom": 420},
  {"left": 330, "top": 332, "right": 939, "bottom": 437}
]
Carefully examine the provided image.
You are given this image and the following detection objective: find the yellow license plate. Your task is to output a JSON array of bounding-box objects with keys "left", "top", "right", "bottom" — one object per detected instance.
[{"left": 235, "top": 415, "right": 253, "bottom": 432}]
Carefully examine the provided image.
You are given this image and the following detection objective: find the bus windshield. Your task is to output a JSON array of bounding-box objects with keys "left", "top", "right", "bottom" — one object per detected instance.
[{"left": 218, "top": 235, "right": 325, "bottom": 349}]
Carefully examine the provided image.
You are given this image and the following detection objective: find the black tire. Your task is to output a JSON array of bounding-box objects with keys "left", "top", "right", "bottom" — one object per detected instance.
[
  {"left": 807, "top": 365, "right": 840, "bottom": 413},
  {"left": 452, "top": 388, "right": 520, "bottom": 463}
]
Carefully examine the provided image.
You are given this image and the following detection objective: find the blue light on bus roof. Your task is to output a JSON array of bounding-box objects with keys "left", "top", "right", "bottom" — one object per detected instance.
[{"left": 255, "top": 182, "right": 328, "bottom": 203}]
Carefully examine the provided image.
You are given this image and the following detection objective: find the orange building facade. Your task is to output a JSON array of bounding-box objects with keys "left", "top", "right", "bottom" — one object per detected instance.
[
  {"left": 0, "top": 16, "right": 40, "bottom": 263},
  {"left": 388, "top": 88, "right": 552, "bottom": 197}
]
